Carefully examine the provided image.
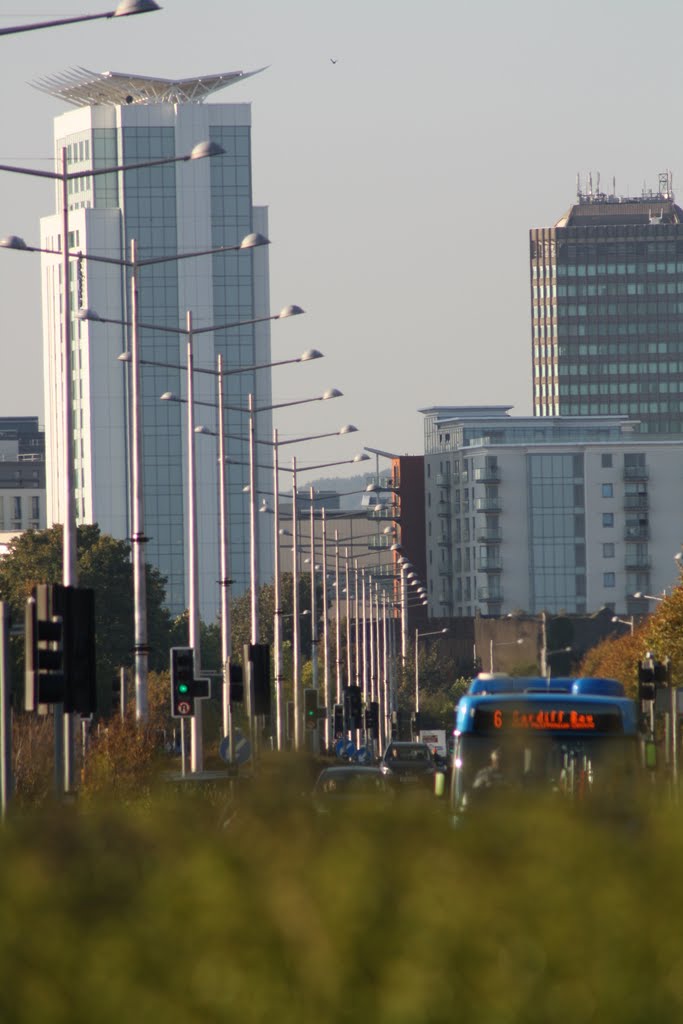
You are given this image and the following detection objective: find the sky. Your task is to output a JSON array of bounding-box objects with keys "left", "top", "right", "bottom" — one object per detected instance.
[{"left": 1, "top": 0, "right": 682, "bottom": 482}]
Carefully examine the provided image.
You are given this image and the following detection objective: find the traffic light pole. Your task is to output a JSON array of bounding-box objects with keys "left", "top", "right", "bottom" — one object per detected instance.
[{"left": 0, "top": 603, "right": 12, "bottom": 819}]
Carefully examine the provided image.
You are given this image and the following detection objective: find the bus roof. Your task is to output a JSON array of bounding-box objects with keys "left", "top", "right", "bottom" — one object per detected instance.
[{"left": 468, "top": 675, "right": 626, "bottom": 698}]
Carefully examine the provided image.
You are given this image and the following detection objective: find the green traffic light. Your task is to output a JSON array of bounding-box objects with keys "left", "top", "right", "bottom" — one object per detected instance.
[{"left": 178, "top": 683, "right": 190, "bottom": 694}]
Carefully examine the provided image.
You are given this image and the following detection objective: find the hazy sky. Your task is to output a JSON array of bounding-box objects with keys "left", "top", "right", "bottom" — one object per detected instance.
[{"left": 0, "top": 0, "right": 680, "bottom": 482}]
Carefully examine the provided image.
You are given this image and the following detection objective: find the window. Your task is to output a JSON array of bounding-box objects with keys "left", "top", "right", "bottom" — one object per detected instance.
[
  {"left": 602, "top": 483, "right": 614, "bottom": 498},
  {"left": 603, "top": 572, "right": 616, "bottom": 588},
  {"left": 602, "top": 513, "right": 614, "bottom": 527},
  {"left": 603, "top": 543, "right": 615, "bottom": 558},
  {"left": 601, "top": 453, "right": 613, "bottom": 468}
]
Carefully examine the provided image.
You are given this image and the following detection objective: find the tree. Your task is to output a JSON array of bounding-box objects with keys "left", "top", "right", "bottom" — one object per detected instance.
[
  {"left": 0, "top": 524, "right": 173, "bottom": 714},
  {"left": 229, "top": 573, "right": 315, "bottom": 658}
]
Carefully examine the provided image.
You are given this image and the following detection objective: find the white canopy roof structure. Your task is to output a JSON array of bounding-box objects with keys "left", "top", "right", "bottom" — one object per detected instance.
[{"left": 31, "top": 66, "right": 266, "bottom": 106}]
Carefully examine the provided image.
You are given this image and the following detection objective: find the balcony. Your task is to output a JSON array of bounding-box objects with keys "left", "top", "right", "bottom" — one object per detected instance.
[
  {"left": 438, "top": 564, "right": 453, "bottom": 576},
  {"left": 474, "top": 466, "right": 501, "bottom": 484},
  {"left": 478, "top": 556, "right": 502, "bottom": 572},
  {"left": 477, "top": 528, "right": 502, "bottom": 543},
  {"left": 625, "top": 554, "right": 652, "bottom": 571},
  {"left": 623, "top": 495, "right": 648, "bottom": 511},
  {"left": 478, "top": 587, "right": 503, "bottom": 602},
  {"left": 437, "top": 534, "right": 452, "bottom": 547},
  {"left": 624, "top": 526, "right": 649, "bottom": 540},
  {"left": 367, "top": 535, "right": 393, "bottom": 550},
  {"left": 367, "top": 505, "right": 399, "bottom": 521},
  {"left": 435, "top": 473, "right": 451, "bottom": 487},
  {"left": 475, "top": 497, "right": 502, "bottom": 513},
  {"left": 623, "top": 466, "right": 649, "bottom": 481}
]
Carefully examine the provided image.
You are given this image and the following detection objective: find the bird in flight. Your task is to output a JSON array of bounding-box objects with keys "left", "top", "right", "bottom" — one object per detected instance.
[{"left": 330, "top": 58, "right": 338, "bottom": 64}]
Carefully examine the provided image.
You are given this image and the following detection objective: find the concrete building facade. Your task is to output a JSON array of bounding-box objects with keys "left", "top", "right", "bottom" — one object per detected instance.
[{"left": 422, "top": 405, "right": 683, "bottom": 620}]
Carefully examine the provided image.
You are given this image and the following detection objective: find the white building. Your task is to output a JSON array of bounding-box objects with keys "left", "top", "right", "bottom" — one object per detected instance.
[
  {"left": 422, "top": 405, "right": 683, "bottom": 619},
  {"left": 37, "top": 69, "right": 274, "bottom": 619}
]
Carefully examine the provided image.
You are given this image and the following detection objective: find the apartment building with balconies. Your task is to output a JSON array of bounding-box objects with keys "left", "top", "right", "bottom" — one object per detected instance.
[{"left": 421, "top": 405, "right": 683, "bottom": 619}]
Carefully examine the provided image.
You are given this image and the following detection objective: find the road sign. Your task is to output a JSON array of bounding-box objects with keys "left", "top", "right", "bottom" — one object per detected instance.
[
  {"left": 334, "top": 737, "right": 347, "bottom": 759},
  {"left": 345, "top": 739, "right": 356, "bottom": 759},
  {"left": 356, "top": 746, "right": 370, "bottom": 765},
  {"left": 219, "top": 728, "right": 251, "bottom": 766}
]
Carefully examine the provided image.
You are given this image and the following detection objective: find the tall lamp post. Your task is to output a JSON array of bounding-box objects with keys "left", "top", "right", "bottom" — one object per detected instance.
[
  {"left": 0, "top": 0, "right": 159, "bottom": 35},
  {"left": 415, "top": 628, "right": 448, "bottom": 718},
  {"left": 79, "top": 287, "right": 298, "bottom": 728},
  {"left": 1, "top": 137, "right": 225, "bottom": 791}
]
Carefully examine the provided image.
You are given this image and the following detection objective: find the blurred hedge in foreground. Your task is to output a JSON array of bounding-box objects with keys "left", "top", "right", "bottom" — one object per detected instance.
[{"left": 0, "top": 760, "right": 682, "bottom": 1024}]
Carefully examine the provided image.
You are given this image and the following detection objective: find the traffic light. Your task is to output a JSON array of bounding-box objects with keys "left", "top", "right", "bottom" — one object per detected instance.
[
  {"left": 638, "top": 655, "right": 671, "bottom": 702},
  {"left": 333, "top": 703, "right": 344, "bottom": 736},
  {"left": 25, "top": 584, "right": 64, "bottom": 710},
  {"left": 248, "top": 643, "right": 271, "bottom": 716},
  {"left": 25, "top": 583, "right": 97, "bottom": 714},
  {"left": 304, "top": 687, "right": 318, "bottom": 730},
  {"left": 170, "top": 647, "right": 195, "bottom": 718},
  {"left": 229, "top": 662, "right": 244, "bottom": 704},
  {"left": 343, "top": 685, "right": 362, "bottom": 729},
  {"left": 365, "top": 700, "right": 379, "bottom": 738},
  {"left": 411, "top": 710, "right": 422, "bottom": 738}
]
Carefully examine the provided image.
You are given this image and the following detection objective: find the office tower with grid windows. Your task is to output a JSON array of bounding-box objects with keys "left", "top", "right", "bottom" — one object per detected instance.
[
  {"left": 530, "top": 172, "right": 683, "bottom": 436},
  {"left": 37, "top": 69, "right": 274, "bottom": 619}
]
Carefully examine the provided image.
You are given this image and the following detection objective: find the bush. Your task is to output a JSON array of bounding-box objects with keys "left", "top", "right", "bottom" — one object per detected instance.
[{"left": 0, "top": 777, "right": 681, "bottom": 1023}]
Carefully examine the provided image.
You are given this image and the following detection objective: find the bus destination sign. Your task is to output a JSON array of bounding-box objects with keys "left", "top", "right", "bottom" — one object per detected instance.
[{"left": 473, "top": 705, "right": 624, "bottom": 734}]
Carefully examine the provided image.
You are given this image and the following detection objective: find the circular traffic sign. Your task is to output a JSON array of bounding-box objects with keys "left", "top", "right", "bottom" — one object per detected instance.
[{"left": 334, "top": 737, "right": 347, "bottom": 759}]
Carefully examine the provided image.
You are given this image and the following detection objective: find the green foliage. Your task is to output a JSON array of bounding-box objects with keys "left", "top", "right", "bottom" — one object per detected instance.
[
  {"left": 230, "top": 572, "right": 314, "bottom": 657},
  {"left": 0, "top": 525, "right": 173, "bottom": 713},
  {"left": 0, "top": 781, "right": 681, "bottom": 1023}
]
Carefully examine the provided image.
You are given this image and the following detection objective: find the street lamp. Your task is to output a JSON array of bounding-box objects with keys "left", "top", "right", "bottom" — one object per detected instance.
[
  {"left": 0, "top": 0, "right": 159, "bottom": 36},
  {"left": 488, "top": 637, "right": 524, "bottom": 673},
  {"left": 0, "top": 137, "right": 224, "bottom": 791},
  {"left": 415, "top": 628, "right": 449, "bottom": 716},
  {"left": 633, "top": 592, "right": 665, "bottom": 602},
  {"left": 612, "top": 615, "right": 635, "bottom": 635}
]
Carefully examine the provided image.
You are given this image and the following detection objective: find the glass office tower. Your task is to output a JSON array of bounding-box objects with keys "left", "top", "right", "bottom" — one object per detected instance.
[
  {"left": 38, "top": 69, "right": 273, "bottom": 619},
  {"left": 530, "top": 172, "right": 683, "bottom": 436}
]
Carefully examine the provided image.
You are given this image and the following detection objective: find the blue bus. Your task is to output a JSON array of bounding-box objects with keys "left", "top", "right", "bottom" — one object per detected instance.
[{"left": 450, "top": 675, "right": 643, "bottom": 816}]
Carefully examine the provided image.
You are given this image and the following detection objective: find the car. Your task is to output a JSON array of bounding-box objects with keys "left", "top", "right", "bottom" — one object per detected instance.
[
  {"left": 379, "top": 741, "right": 438, "bottom": 787},
  {"left": 312, "top": 765, "right": 394, "bottom": 814}
]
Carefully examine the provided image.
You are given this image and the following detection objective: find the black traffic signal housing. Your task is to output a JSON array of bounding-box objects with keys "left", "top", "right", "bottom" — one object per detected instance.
[
  {"left": 365, "top": 700, "right": 379, "bottom": 739},
  {"left": 170, "top": 647, "right": 195, "bottom": 718},
  {"left": 333, "top": 703, "right": 344, "bottom": 736},
  {"left": 304, "top": 687, "right": 318, "bottom": 730},
  {"left": 343, "top": 685, "right": 362, "bottom": 730},
  {"left": 246, "top": 643, "right": 271, "bottom": 716},
  {"left": 229, "top": 662, "right": 244, "bottom": 704},
  {"left": 411, "top": 710, "right": 422, "bottom": 738},
  {"left": 638, "top": 655, "right": 671, "bottom": 702},
  {"left": 25, "top": 583, "right": 96, "bottom": 715}
]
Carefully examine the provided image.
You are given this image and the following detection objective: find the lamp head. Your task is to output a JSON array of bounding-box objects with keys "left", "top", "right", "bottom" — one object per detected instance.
[
  {"left": 322, "top": 388, "right": 342, "bottom": 400},
  {"left": 300, "top": 349, "right": 323, "bottom": 362},
  {"left": 239, "top": 232, "right": 270, "bottom": 249},
  {"left": 0, "top": 235, "right": 28, "bottom": 250},
  {"left": 189, "top": 141, "right": 225, "bottom": 160},
  {"left": 113, "top": 0, "right": 161, "bottom": 15},
  {"left": 278, "top": 304, "right": 305, "bottom": 318}
]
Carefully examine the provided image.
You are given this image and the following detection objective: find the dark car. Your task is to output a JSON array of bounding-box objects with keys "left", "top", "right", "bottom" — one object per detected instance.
[
  {"left": 379, "top": 742, "right": 438, "bottom": 787},
  {"left": 312, "top": 766, "right": 394, "bottom": 814}
]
